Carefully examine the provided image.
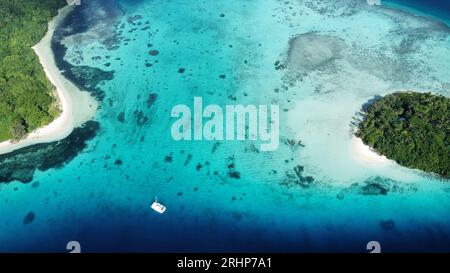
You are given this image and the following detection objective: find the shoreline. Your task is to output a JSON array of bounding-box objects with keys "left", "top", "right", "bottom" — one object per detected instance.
[
  {"left": 350, "top": 135, "right": 393, "bottom": 167},
  {"left": 286, "top": 97, "right": 395, "bottom": 182},
  {"left": 0, "top": 5, "right": 97, "bottom": 156}
]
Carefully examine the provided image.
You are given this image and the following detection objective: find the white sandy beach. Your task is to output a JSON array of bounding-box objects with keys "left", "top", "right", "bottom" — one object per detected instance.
[
  {"left": 286, "top": 96, "right": 396, "bottom": 183},
  {"left": 0, "top": 5, "right": 97, "bottom": 155},
  {"left": 350, "top": 135, "right": 392, "bottom": 166}
]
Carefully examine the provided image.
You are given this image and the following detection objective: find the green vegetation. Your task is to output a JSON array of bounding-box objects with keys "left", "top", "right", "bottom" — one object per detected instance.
[
  {"left": 0, "top": 0, "right": 66, "bottom": 142},
  {"left": 357, "top": 92, "right": 450, "bottom": 178}
]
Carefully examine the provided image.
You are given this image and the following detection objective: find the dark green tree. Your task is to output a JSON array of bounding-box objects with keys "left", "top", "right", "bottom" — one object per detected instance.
[{"left": 10, "top": 119, "right": 27, "bottom": 141}]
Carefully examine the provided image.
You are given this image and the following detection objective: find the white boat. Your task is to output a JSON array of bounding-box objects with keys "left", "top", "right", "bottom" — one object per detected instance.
[{"left": 151, "top": 197, "right": 166, "bottom": 214}]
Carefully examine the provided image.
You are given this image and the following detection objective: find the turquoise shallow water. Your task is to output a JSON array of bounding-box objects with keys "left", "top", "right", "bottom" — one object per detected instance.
[{"left": 0, "top": 0, "right": 449, "bottom": 252}]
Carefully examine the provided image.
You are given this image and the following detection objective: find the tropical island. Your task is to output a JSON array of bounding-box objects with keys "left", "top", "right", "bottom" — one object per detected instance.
[
  {"left": 0, "top": 0, "right": 67, "bottom": 141},
  {"left": 356, "top": 92, "right": 450, "bottom": 178},
  {"left": 0, "top": 0, "right": 97, "bottom": 155}
]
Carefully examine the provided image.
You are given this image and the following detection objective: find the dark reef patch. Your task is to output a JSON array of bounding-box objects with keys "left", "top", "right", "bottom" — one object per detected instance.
[
  {"left": 134, "top": 110, "right": 149, "bottom": 125},
  {"left": 146, "top": 93, "right": 158, "bottom": 108},
  {"left": 0, "top": 121, "right": 100, "bottom": 183},
  {"left": 226, "top": 157, "right": 241, "bottom": 179},
  {"left": 23, "top": 212, "right": 35, "bottom": 225},
  {"left": 51, "top": 2, "right": 117, "bottom": 101},
  {"left": 211, "top": 142, "right": 220, "bottom": 153},
  {"left": 127, "top": 14, "right": 142, "bottom": 25},
  {"left": 301, "top": 0, "right": 362, "bottom": 18},
  {"left": 361, "top": 182, "right": 389, "bottom": 195},
  {"left": 274, "top": 60, "right": 285, "bottom": 70},
  {"left": 338, "top": 176, "right": 418, "bottom": 197},
  {"left": 282, "top": 165, "right": 315, "bottom": 187},
  {"left": 165, "top": 155, "right": 173, "bottom": 163},
  {"left": 283, "top": 138, "right": 305, "bottom": 151},
  {"left": 228, "top": 170, "right": 241, "bottom": 179},
  {"left": 149, "top": 49, "right": 159, "bottom": 56},
  {"left": 62, "top": 0, "right": 124, "bottom": 50},
  {"left": 117, "top": 112, "right": 125, "bottom": 123},
  {"left": 380, "top": 219, "right": 396, "bottom": 230},
  {"left": 184, "top": 154, "right": 192, "bottom": 166}
]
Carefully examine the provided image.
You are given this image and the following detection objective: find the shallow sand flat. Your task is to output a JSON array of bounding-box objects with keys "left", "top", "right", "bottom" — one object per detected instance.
[
  {"left": 282, "top": 0, "right": 450, "bottom": 185},
  {"left": 0, "top": 5, "right": 97, "bottom": 155}
]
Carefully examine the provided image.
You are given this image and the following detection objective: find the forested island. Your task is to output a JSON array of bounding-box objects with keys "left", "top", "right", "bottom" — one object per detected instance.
[
  {"left": 357, "top": 92, "right": 449, "bottom": 178},
  {"left": 0, "top": 0, "right": 66, "bottom": 142}
]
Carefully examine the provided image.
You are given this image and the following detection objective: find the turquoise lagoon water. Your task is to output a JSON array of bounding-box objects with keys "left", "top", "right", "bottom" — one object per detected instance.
[{"left": 0, "top": 0, "right": 449, "bottom": 252}]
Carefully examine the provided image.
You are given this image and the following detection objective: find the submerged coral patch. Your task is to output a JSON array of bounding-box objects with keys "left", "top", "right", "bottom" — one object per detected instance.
[
  {"left": 0, "top": 122, "right": 100, "bottom": 183},
  {"left": 23, "top": 212, "right": 35, "bottom": 225},
  {"left": 149, "top": 49, "right": 159, "bottom": 56},
  {"left": 285, "top": 33, "right": 346, "bottom": 73}
]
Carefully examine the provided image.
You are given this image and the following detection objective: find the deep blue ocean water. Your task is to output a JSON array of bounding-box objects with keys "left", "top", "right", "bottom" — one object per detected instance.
[
  {"left": 385, "top": 0, "right": 450, "bottom": 24},
  {"left": 0, "top": 0, "right": 449, "bottom": 252}
]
